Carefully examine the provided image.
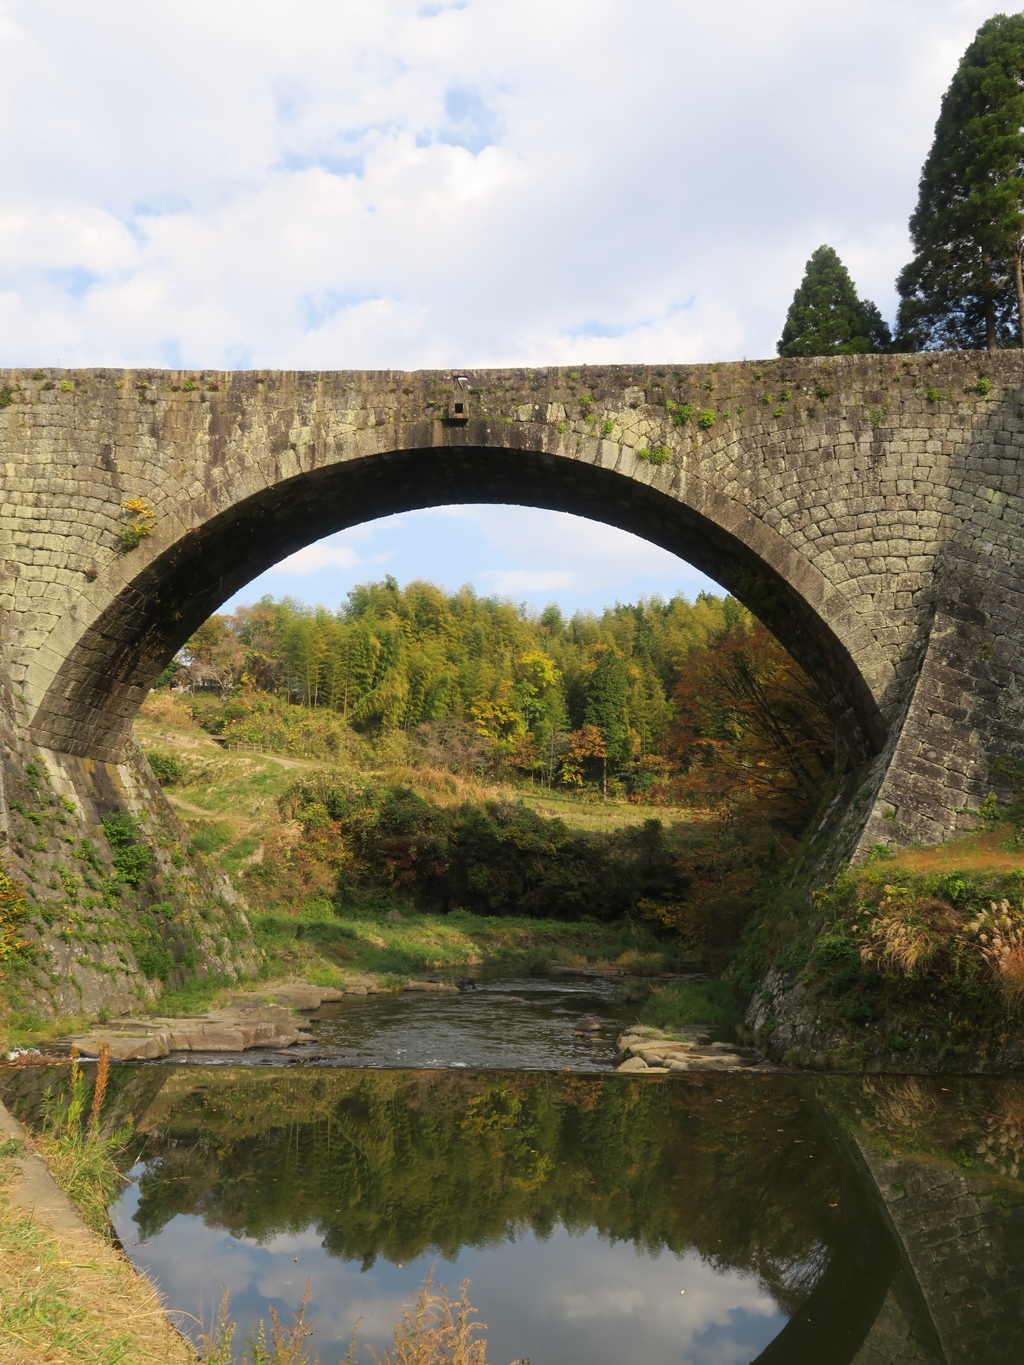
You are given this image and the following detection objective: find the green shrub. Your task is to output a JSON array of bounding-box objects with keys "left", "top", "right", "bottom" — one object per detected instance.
[
  {"left": 101, "top": 811, "right": 153, "bottom": 886},
  {"left": 277, "top": 778, "right": 688, "bottom": 921},
  {"left": 147, "top": 751, "right": 185, "bottom": 785}
]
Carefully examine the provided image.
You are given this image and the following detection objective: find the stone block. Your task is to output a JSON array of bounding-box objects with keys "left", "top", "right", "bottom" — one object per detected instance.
[
  {"left": 272, "top": 986, "right": 323, "bottom": 1010},
  {"left": 193, "top": 1026, "right": 246, "bottom": 1051}
]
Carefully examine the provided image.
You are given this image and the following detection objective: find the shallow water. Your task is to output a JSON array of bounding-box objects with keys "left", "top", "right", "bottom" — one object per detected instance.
[{"left": 305, "top": 975, "right": 638, "bottom": 1070}]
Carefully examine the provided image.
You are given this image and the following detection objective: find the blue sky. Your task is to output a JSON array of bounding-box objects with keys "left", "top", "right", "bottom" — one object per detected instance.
[
  {"left": 222, "top": 505, "right": 720, "bottom": 617},
  {"left": 0, "top": 0, "right": 1007, "bottom": 613}
]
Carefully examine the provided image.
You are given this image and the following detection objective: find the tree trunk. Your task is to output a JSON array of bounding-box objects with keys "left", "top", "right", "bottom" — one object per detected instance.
[
  {"left": 1013, "top": 240, "right": 1024, "bottom": 348},
  {"left": 601, "top": 754, "right": 607, "bottom": 802},
  {"left": 983, "top": 253, "right": 997, "bottom": 352}
]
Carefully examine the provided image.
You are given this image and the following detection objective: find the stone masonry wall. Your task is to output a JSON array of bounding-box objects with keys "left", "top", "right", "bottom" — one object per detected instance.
[
  {"left": 3, "top": 353, "right": 1023, "bottom": 857},
  {"left": 0, "top": 639, "right": 258, "bottom": 1021},
  {"left": 4, "top": 352, "right": 1024, "bottom": 1018}
]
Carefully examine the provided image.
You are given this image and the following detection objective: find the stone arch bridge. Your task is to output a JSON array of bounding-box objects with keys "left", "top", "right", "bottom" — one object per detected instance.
[{"left": 3, "top": 351, "right": 1023, "bottom": 859}]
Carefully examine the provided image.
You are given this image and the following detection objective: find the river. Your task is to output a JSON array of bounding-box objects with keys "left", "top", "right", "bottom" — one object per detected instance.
[{"left": 83, "top": 979, "right": 1022, "bottom": 1363}]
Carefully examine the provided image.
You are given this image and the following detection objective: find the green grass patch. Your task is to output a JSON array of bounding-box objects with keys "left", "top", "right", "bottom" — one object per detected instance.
[
  {"left": 147, "top": 971, "right": 257, "bottom": 1017},
  {"left": 187, "top": 818, "right": 235, "bottom": 854},
  {"left": 639, "top": 979, "right": 741, "bottom": 1029},
  {"left": 251, "top": 903, "right": 671, "bottom": 983}
]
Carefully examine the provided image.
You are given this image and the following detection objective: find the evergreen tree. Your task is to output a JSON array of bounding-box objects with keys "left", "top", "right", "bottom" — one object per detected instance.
[
  {"left": 777, "top": 246, "right": 891, "bottom": 357},
  {"left": 896, "top": 14, "right": 1024, "bottom": 352},
  {"left": 581, "top": 646, "right": 631, "bottom": 764}
]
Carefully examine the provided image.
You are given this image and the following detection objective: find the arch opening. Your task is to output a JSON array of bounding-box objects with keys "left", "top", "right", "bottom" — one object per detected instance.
[{"left": 28, "top": 445, "right": 889, "bottom": 764}]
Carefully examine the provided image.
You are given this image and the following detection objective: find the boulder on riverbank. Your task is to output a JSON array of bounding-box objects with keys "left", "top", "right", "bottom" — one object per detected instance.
[{"left": 613, "top": 1026, "right": 765, "bottom": 1073}]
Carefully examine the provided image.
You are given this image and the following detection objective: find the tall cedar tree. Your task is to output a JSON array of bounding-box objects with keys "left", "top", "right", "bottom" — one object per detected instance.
[
  {"left": 777, "top": 245, "right": 891, "bottom": 357},
  {"left": 897, "top": 14, "right": 1024, "bottom": 352}
]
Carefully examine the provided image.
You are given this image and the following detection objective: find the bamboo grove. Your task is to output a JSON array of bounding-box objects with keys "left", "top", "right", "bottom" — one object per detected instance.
[{"left": 168, "top": 578, "right": 834, "bottom": 828}]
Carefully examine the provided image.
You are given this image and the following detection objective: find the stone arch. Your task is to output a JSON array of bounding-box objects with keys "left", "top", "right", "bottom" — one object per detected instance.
[{"left": 27, "top": 442, "right": 892, "bottom": 764}]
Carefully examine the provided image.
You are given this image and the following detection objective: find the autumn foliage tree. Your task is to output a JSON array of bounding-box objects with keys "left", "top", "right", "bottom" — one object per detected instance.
[{"left": 669, "top": 619, "right": 835, "bottom": 831}]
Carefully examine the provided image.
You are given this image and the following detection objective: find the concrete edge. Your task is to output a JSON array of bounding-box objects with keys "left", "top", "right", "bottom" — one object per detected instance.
[{"left": 0, "top": 1095, "right": 92, "bottom": 1235}]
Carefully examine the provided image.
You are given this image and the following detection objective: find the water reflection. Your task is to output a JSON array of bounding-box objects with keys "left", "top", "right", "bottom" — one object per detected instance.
[
  {"left": 109, "top": 1071, "right": 845, "bottom": 1362},
  {"left": 128, "top": 1072, "right": 837, "bottom": 1287},
  {"left": 5, "top": 1061, "right": 1024, "bottom": 1360}
]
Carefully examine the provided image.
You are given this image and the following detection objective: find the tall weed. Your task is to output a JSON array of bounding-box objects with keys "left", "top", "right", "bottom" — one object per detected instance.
[
  {"left": 37, "top": 1044, "right": 133, "bottom": 1238},
  {"left": 196, "top": 1271, "right": 524, "bottom": 1365}
]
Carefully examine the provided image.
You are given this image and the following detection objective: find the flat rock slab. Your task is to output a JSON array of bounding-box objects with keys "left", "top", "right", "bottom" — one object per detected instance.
[
  {"left": 266, "top": 982, "right": 378, "bottom": 1009},
  {"left": 69, "top": 1015, "right": 310, "bottom": 1061},
  {"left": 402, "top": 981, "right": 460, "bottom": 993},
  {"left": 64, "top": 978, "right": 387, "bottom": 1060}
]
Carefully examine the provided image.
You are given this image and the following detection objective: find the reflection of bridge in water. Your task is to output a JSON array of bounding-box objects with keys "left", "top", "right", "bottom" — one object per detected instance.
[
  {"left": 122, "top": 1069, "right": 1024, "bottom": 1365},
  {"left": 2, "top": 1056, "right": 1020, "bottom": 1360},
  {"left": 755, "top": 1110, "right": 1024, "bottom": 1365}
]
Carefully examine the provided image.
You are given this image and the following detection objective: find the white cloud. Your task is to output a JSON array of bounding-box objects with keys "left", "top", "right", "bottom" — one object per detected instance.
[
  {"left": 479, "top": 568, "right": 575, "bottom": 594},
  {"left": 0, "top": 0, "right": 1008, "bottom": 370},
  {"left": 222, "top": 505, "right": 724, "bottom": 615},
  {"left": 456, "top": 506, "right": 690, "bottom": 586},
  {"left": 274, "top": 542, "right": 363, "bottom": 575}
]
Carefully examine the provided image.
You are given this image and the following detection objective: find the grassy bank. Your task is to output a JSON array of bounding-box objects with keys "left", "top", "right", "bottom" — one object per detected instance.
[
  {"left": 638, "top": 979, "right": 742, "bottom": 1030},
  {"left": 0, "top": 1093, "right": 192, "bottom": 1365},
  {"left": 251, "top": 903, "right": 681, "bottom": 982},
  {"left": 741, "top": 827, "right": 1024, "bottom": 1070}
]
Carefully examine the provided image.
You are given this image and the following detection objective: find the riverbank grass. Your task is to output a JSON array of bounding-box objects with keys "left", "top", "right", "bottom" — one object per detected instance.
[
  {"left": 35, "top": 1046, "right": 134, "bottom": 1237},
  {"left": 0, "top": 1144, "right": 192, "bottom": 1365},
  {"left": 252, "top": 903, "right": 679, "bottom": 983},
  {"left": 639, "top": 979, "right": 742, "bottom": 1030}
]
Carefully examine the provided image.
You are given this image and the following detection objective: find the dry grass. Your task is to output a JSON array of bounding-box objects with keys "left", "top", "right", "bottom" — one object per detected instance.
[
  {"left": 881, "top": 828, "right": 1024, "bottom": 877},
  {"left": 0, "top": 1153, "right": 193, "bottom": 1365},
  {"left": 859, "top": 891, "right": 961, "bottom": 974},
  {"left": 863, "top": 1077, "right": 937, "bottom": 1130},
  {"left": 138, "top": 690, "right": 200, "bottom": 730},
  {"left": 976, "top": 1092, "right": 1024, "bottom": 1179},
  {"left": 364, "top": 1271, "right": 510, "bottom": 1365},
  {"left": 966, "top": 899, "right": 1024, "bottom": 1000},
  {"left": 197, "top": 1270, "right": 524, "bottom": 1365}
]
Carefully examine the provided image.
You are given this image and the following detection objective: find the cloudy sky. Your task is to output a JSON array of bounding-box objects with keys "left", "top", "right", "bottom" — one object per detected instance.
[{"left": 0, "top": 0, "right": 1005, "bottom": 614}]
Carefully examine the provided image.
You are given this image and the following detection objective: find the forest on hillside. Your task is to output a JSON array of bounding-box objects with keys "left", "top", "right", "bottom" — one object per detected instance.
[{"left": 165, "top": 579, "right": 835, "bottom": 831}]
